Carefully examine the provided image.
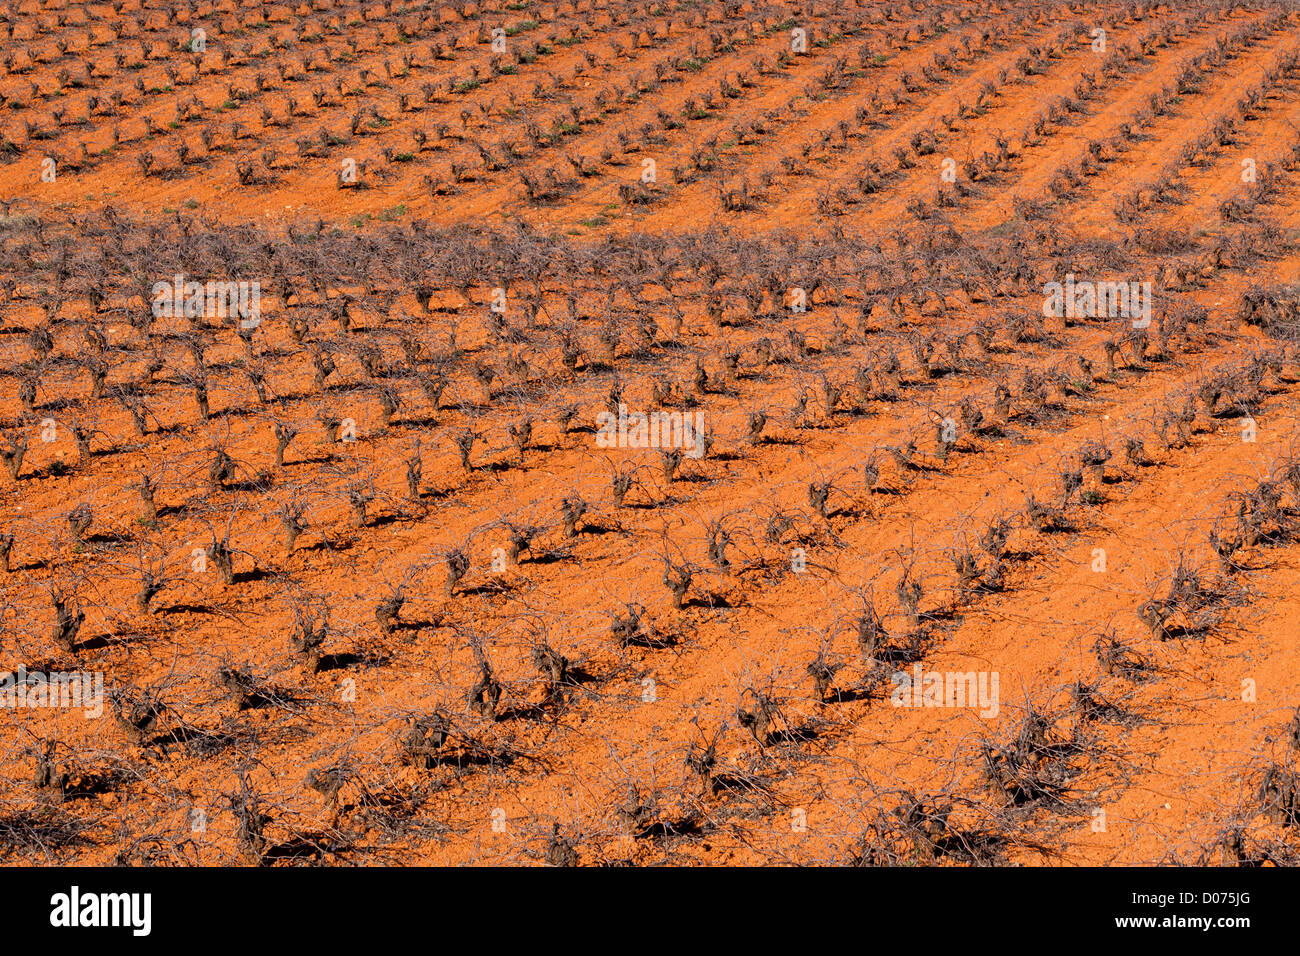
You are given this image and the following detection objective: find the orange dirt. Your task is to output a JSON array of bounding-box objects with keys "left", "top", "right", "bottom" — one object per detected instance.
[{"left": 3, "top": 0, "right": 1300, "bottom": 866}]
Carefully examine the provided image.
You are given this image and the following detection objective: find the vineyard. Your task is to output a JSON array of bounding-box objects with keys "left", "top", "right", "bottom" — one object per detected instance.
[{"left": 3, "top": 0, "right": 1300, "bottom": 866}]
